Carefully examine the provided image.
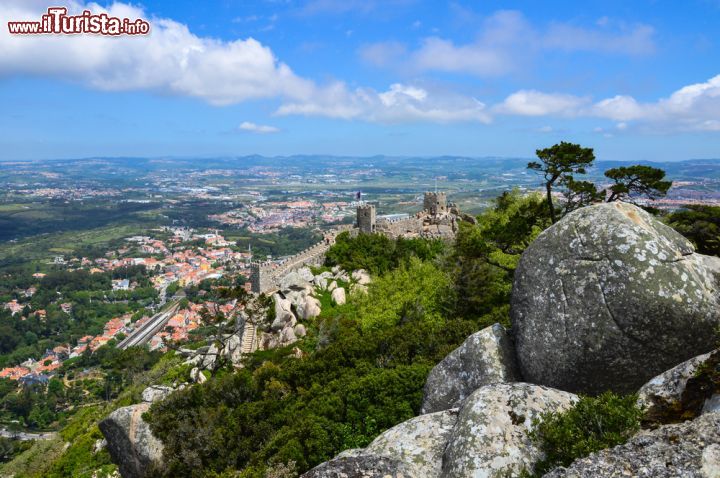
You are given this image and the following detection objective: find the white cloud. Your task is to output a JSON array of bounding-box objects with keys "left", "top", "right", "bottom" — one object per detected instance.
[
  {"left": 495, "top": 75, "right": 720, "bottom": 132},
  {"left": 276, "top": 82, "right": 492, "bottom": 123},
  {"left": 592, "top": 95, "right": 647, "bottom": 121},
  {"left": 0, "top": 0, "right": 314, "bottom": 106},
  {"left": 362, "top": 10, "right": 656, "bottom": 77},
  {"left": 496, "top": 90, "right": 588, "bottom": 116},
  {"left": 543, "top": 23, "right": 655, "bottom": 55},
  {"left": 409, "top": 10, "right": 531, "bottom": 76},
  {"left": 238, "top": 121, "right": 280, "bottom": 133},
  {"left": 591, "top": 75, "right": 720, "bottom": 130}
]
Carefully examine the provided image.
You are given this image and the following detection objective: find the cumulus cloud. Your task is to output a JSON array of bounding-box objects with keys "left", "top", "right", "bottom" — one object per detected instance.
[
  {"left": 495, "top": 90, "right": 589, "bottom": 116},
  {"left": 591, "top": 75, "right": 720, "bottom": 130},
  {"left": 276, "top": 82, "right": 492, "bottom": 123},
  {"left": 0, "top": 0, "right": 313, "bottom": 106},
  {"left": 238, "top": 121, "right": 280, "bottom": 133},
  {"left": 409, "top": 10, "right": 531, "bottom": 76},
  {"left": 361, "top": 10, "right": 655, "bottom": 76},
  {"left": 495, "top": 75, "right": 720, "bottom": 132}
]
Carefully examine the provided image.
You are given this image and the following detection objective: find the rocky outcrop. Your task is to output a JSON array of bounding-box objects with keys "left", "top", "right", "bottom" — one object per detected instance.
[
  {"left": 421, "top": 323, "right": 520, "bottom": 414},
  {"left": 141, "top": 385, "right": 173, "bottom": 403},
  {"left": 294, "top": 324, "right": 307, "bottom": 337},
  {"left": 638, "top": 349, "right": 720, "bottom": 426},
  {"left": 442, "top": 383, "right": 578, "bottom": 477},
  {"left": 544, "top": 412, "right": 720, "bottom": 478},
  {"left": 99, "top": 402, "right": 163, "bottom": 478},
  {"left": 303, "top": 409, "right": 457, "bottom": 477},
  {"left": 512, "top": 202, "right": 720, "bottom": 395},
  {"left": 301, "top": 455, "right": 416, "bottom": 478},
  {"left": 364, "top": 409, "right": 458, "bottom": 478},
  {"left": 297, "top": 295, "right": 321, "bottom": 320},
  {"left": 352, "top": 269, "right": 372, "bottom": 285},
  {"left": 331, "top": 287, "right": 346, "bottom": 305}
]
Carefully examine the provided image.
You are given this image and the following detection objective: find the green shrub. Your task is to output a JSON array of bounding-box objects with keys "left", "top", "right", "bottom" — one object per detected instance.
[{"left": 531, "top": 392, "right": 642, "bottom": 475}]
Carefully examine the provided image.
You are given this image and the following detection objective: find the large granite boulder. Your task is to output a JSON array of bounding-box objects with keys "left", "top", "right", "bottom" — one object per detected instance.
[
  {"left": 297, "top": 266, "right": 315, "bottom": 283},
  {"left": 331, "top": 287, "right": 346, "bottom": 305},
  {"left": 442, "top": 383, "right": 578, "bottom": 477},
  {"left": 421, "top": 323, "right": 521, "bottom": 414},
  {"left": 544, "top": 412, "right": 720, "bottom": 478},
  {"left": 352, "top": 269, "right": 372, "bottom": 285},
  {"left": 512, "top": 202, "right": 720, "bottom": 395},
  {"left": 99, "top": 403, "right": 163, "bottom": 478},
  {"left": 638, "top": 349, "right": 720, "bottom": 426},
  {"left": 272, "top": 295, "right": 296, "bottom": 331},
  {"left": 301, "top": 455, "right": 416, "bottom": 478},
  {"left": 366, "top": 409, "right": 458, "bottom": 477},
  {"left": 304, "top": 409, "right": 457, "bottom": 477},
  {"left": 280, "top": 270, "right": 308, "bottom": 290},
  {"left": 297, "top": 295, "right": 321, "bottom": 320},
  {"left": 141, "top": 386, "right": 173, "bottom": 404}
]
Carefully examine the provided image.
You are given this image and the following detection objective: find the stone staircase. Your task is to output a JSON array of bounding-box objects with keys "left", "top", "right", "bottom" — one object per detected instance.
[{"left": 240, "top": 321, "right": 258, "bottom": 354}]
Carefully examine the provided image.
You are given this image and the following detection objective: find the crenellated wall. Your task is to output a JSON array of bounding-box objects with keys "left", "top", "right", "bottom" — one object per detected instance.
[{"left": 250, "top": 234, "right": 336, "bottom": 293}]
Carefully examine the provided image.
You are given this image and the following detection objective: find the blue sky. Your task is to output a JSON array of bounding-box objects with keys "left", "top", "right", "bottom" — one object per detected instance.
[{"left": 1, "top": 0, "right": 720, "bottom": 161}]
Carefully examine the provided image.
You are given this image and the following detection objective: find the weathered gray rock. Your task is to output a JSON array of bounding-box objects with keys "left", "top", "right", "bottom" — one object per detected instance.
[
  {"left": 352, "top": 269, "right": 372, "bottom": 285},
  {"left": 442, "top": 383, "right": 578, "bottom": 478},
  {"left": 703, "top": 444, "right": 720, "bottom": 478},
  {"left": 298, "top": 266, "right": 315, "bottom": 283},
  {"left": 221, "top": 333, "right": 244, "bottom": 365},
  {"left": 421, "top": 323, "right": 521, "bottom": 414},
  {"left": 280, "top": 325, "right": 297, "bottom": 346},
  {"left": 544, "top": 412, "right": 720, "bottom": 478},
  {"left": 512, "top": 202, "right": 720, "bottom": 395},
  {"left": 294, "top": 323, "right": 307, "bottom": 337},
  {"left": 331, "top": 287, "right": 346, "bottom": 305},
  {"left": 327, "top": 280, "right": 338, "bottom": 292},
  {"left": 364, "top": 409, "right": 458, "bottom": 478},
  {"left": 99, "top": 403, "right": 164, "bottom": 478},
  {"left": 260, "top": 332, "right": 278, "bottom": 350},
  {"left": 280, "top": 270, "right": 308, "bottom": 290},
  {"left": 306, "top": 409, "right": 457, "bottom": 477},
  {"left": 200, "top": 343, "right": 218, "bottom": 369},
  {"left": 272, "top": 295, "right": 296, "bottom": 331},
  {"left": 190, "top": 367, "right": 207, "bottom": 384},
  {"left": 301, "top": 455, "right": 416, "bottom": 478},
  {"left": 141, "top": 385, "right": 173, "bottom": 403},
  {"left": 638, "top": 349, "right": 720, "bottom": 426},
  {"left": 298, "top": 295, "right": 321, "bottom": 320},
  {"left": 314, "top": 276, "right": 328, "bottom": 291}
]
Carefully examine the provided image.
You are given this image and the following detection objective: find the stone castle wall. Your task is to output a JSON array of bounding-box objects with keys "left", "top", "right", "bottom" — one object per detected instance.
[{"left": 250, "top": 194, "right": 460, "bottom": 293}]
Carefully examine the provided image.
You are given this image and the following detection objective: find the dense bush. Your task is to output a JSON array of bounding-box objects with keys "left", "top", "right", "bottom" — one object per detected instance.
[
  {"left": 146, "top": 259, "right": 482, "bottom": 477},
  {"left": 325, "top": 232, "right": 445, "bottom": 275},
  {"left": 530, "top": 392, "right": 643, "bottom": 475},
  {"left": 666, "top": 205, "right": 720, "bottom": 257}
]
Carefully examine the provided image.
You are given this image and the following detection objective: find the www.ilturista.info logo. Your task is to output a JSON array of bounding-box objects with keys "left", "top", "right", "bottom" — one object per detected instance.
[{"left": 8, "top": 7, "right": 150, "bottom": 35}]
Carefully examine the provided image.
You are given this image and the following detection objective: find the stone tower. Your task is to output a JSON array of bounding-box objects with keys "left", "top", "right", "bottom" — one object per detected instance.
[
  {"left": 424, "top": 192, "right": 447, "bottom": 216},
  {"left": 249, "top": 262, "right": 262, "bottom": 293},
  {"left": 357, "top": 204, "right": 376, "bottom": 234}
]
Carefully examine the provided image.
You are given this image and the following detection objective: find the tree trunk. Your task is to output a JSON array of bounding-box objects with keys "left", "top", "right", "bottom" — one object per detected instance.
[{"left": 546, "top": 182, "right": 556, "bottom": 223}]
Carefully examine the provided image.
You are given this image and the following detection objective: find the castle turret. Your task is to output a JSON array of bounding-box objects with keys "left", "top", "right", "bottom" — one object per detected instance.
[
  {"left": 356, "top": 204, "right": 376, "bottom": 234},
  {"left": 424, "top": 192, "right": 447, "bottom": 216},
  {"left": 249, "top": 262, "right": 262, "bottom": 293}
]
